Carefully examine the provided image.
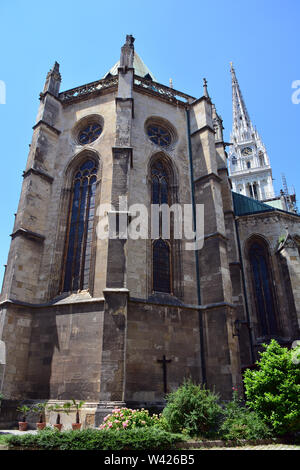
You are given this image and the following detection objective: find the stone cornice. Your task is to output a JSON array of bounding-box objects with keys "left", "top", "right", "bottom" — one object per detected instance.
[
  {"left": 0, "top": 296, "right": 105, "bottom": 309},
  {"left": 194, "top": 172, "right": 222, "bottom": 185},
  {"left": 191, "top": 124, "right": 215, "bottom": 137},
  {"left": 23, "top": 167, "right": 54, "bottom": 184},
  {"left": 10, "top": 228, "right": 45, "bottom": 243},
  {"left": 204, "top": 231, "right": 228, "bottom": 243},
  {"left": 32, "top": 120, "right": 61, "bottom": 136},
  {"left": 190, "top": 95, "right": 212, "bottom": 107},
  {"left": 39, "top": 91, "right": 61, "bottom": 103}
]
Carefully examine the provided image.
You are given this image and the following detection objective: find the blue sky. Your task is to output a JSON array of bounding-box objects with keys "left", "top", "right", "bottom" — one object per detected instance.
[{"left": 0, "top": 0, "right": 299, "bottom": 282}]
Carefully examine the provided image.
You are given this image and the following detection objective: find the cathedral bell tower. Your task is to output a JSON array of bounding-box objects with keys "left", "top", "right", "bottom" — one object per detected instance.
[{"left": 228, "top": 64, "right": 275, "bottom": 202}]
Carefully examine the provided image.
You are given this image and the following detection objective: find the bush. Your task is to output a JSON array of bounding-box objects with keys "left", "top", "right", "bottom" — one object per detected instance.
[
  {"left": 244, "top": 339, "right": 300, "bottom": 436},
  {"left": 162, "top": 380, "right": 222, "bottom": 437},
  {"left": 219, "top": 389, "right": 271, "bottom": 441},
  {"left": 99, "top": 407, "right": 161, "bottom": 430},
  {"left": 7, "top": 427, "right": 182, "bottom": 451}
]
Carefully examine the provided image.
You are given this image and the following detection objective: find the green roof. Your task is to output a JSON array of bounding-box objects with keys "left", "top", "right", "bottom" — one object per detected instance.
[
  {"left": 232, "top": 192, "right": 276, "bottom": 216},
  {"left": 103, "top": 51, "right": 157, "bottom": 81},
  {"left": 232, "top": 192, "right": 299, "bottom": 217}
]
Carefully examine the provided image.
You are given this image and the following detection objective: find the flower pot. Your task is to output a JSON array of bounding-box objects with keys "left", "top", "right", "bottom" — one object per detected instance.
[
  {"left": 53, "top": 423, "right": 62, "bottom": 431},
  {"left": 36, "top": 422, "right": 46, "bottom": 430},
  {"left": 18, "top": 421, "right": 28, "bottom": 431},
  {"left": 72, "top": 423, "right": 82, "bottom": 430}
]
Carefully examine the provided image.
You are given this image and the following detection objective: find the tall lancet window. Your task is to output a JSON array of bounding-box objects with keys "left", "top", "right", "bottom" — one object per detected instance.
[
  {"left": 151, "top": 159, "right": 172, "bottom": 294},
  {"left": 249, "top": 239, "right": 278, "bottom": 336},
  {"left": 63, "top": 159, "right": 98, "bottom": 292}
]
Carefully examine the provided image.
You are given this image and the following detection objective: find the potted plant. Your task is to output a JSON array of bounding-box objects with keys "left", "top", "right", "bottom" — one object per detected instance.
[
  {"left": 32, "top": 402, "right": 48, "bottom": 430},
  {"left": 71, "top": 399, "right": 85, "bottom": 430},
  {"left": 48, "top": 403, "right": 63, "bottom": 431},
  {"left": 17, "top": 405, "right": 31, "bottom": 431}
]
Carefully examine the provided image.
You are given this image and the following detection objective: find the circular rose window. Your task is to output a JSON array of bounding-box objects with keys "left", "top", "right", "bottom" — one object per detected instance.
[
  {"left": 146, "top": 124, "right": 172, "bottom": 147},
  {"left": 78, "top": 123, "right": 102, "bottom": 145}
]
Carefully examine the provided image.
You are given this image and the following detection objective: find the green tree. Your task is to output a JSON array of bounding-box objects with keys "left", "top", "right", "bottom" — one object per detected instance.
[
  {"left": 243, "top": 339, "right": 300, "bottom": 436},
  {"left": 162, "top": 379, "right": 222, "bottom": 437}
]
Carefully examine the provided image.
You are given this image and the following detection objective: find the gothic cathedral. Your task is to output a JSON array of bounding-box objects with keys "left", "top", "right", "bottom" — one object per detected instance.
[{"left": 0, "top": 36, "right": 299, "bottom": 427}]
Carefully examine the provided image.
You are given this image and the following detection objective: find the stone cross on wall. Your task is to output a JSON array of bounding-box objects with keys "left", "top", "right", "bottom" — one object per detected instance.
[{"left": 157, "top": 355, "right": 172, "bottom": 394}]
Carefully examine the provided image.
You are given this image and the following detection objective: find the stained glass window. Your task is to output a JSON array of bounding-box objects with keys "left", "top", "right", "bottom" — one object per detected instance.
[
  {"left": 147, "top": 125, "right": 171, "bottom": 147},
  {"left": 249, "top": 241, "right": 278, "bottom": 336},
  {"left": 151, "top": 159, "right": 171, "bottom": 293},
  {"left": 153, "top": 239, "right": 171, "bottom": 293},
  {"left": 78, "top": 123, "right": 102, "bottom": 145},
  {"left": 151, "top": 160, "right": 169, "bottom": 205},
  {"left": 63, "top": 159, "right": 98, "bottom": 292}
]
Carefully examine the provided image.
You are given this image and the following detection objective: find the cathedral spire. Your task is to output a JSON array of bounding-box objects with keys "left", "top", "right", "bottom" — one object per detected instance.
[
  {"left": 230, "top": 62, "right": 255, "bottom": 143},
  {"left": 228, "top": 64, "right": 275, "bottom": 202}
]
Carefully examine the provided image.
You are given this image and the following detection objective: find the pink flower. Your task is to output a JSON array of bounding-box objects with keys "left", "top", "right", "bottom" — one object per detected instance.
[
  {"left": 122, "top": 422, "right": 128, "bottom": 428},
  {"left": 108, "top": 422, "right": 112, "bottom": 428}
]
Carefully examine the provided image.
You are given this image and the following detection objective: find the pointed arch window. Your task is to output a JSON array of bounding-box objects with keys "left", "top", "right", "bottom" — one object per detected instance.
[
  {"left": 249, "top": 240, "right": 278, "bottom": 336},
  {"left": 63, "top": 159, "right": 98, "bottom": 292},
  {"left": 151, "top": 159, "right": 172, "bottom": 294}
]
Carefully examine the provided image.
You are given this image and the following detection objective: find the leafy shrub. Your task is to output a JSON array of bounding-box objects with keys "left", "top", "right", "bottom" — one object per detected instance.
[
  {"left": 219, "top": 389, "right": 271, "bottom": 441},
  {"left": 99, "top": 407, "right": 161, "bottom": 430},
  {"left": 244, "top": 340, "right": 300, "bottom": 436},
  {"left": 7, "top": 427, "right": 182, "bottom": 451},
  {"left": 162, "top": 380, "right": 222, "bottom": 437}
]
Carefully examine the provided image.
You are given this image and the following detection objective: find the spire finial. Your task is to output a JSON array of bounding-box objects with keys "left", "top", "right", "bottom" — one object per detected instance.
[
  {"left": 120, "top": 34, "right": 135, "bottom": 70},
  {"left": 203, "top": 77, "right": 209, "bottom": 98},
  {"left": 42, "top": 61, "right": 61, "bottom": 96},
  {"left": 169, "top": 78, "right": 173, "bottom": 89}
]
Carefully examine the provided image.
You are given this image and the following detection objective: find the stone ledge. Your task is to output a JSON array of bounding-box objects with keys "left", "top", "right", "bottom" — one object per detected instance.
[
  {"left": 22, "top": 167, "right": 54, "bottom": 184},
  {"left": 190, "top": 124, "right": 215, "bottom": 137},
  {"left": 10, "top": 228, "right": 45, "bottom": 243},
  {"left": 32, "top": 119, "right": 61, "bottom": 135}
]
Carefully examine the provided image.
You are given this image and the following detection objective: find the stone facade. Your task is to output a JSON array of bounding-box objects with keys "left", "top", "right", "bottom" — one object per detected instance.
[{"left": 0, "top": 36, "right": 299, "bottom": 427}]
